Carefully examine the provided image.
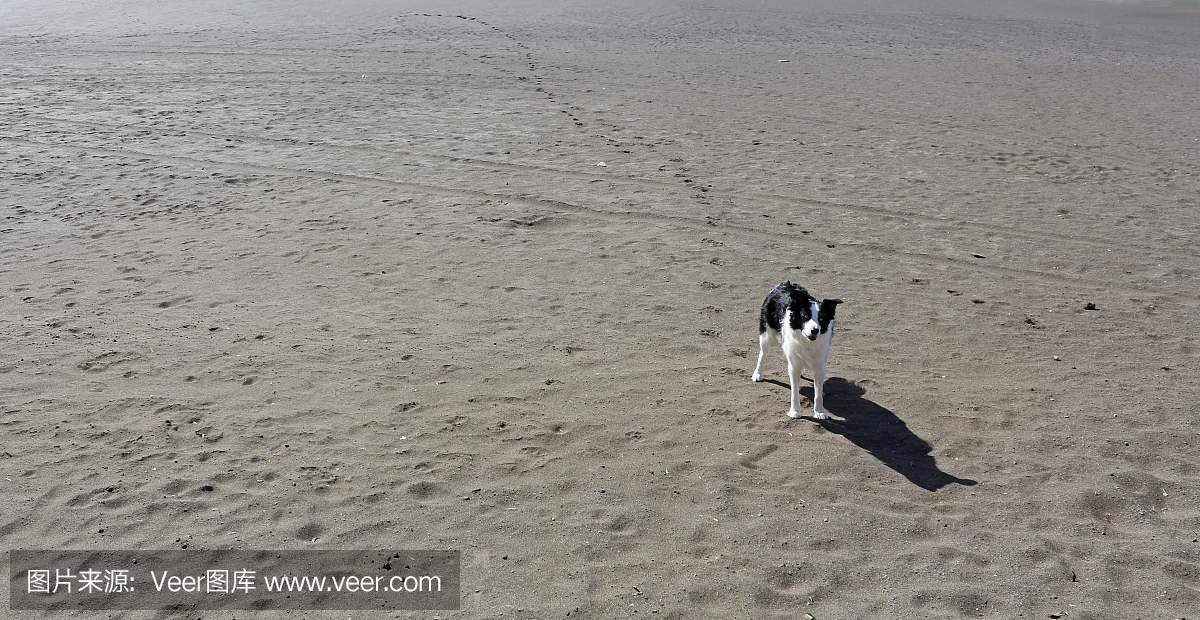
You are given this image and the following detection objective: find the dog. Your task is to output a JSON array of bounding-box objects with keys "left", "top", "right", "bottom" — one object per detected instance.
[{"left": 752, "top": 282, "right": 842, "bottom": 420}]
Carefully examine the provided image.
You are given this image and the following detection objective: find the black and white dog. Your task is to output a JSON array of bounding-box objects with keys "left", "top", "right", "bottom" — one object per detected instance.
[{"left": 752, "top": 282, "right": 842, "bottom": 420}]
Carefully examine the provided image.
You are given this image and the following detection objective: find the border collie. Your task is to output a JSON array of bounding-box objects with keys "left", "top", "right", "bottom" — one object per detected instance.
[{"left": 752, "top": 282, "right": 842, "bottom": 420}]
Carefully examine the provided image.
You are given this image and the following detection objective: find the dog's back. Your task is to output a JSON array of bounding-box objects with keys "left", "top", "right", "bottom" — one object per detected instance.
[{"left": 759, "top": 281, "right": 812, "bottom": 336}]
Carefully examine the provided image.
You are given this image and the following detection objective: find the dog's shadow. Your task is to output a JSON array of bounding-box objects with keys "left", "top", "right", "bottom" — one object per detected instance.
[{"left": 776, "top": 377, "right": 977, "bottom": 492}]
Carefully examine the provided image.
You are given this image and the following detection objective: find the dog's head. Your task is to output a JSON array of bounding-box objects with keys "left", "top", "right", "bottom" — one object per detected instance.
[{"left": 800, "top": 297, "right": 843, "bottom": 341}]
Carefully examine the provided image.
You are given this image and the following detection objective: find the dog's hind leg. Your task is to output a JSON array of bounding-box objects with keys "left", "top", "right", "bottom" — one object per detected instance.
[{"left": 751, "top": 330, "right": 776, "bottom": 382}]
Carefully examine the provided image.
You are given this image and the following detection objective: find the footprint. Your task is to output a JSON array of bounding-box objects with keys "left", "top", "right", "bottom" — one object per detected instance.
[
  {"left": 406, "top": 481, "right": 443, "bottom": 498},
  {"left": 78, "top": 351, "right": 142, "bottom": 372},
  {"left": 156, "top": 296, "right": 193, "bottom": 309},
  {"left": 295, "top": 522, "right": 324, "bottom": 541},
  {"left": 739, "top": 444, "right": 779, "bottom": 470}
]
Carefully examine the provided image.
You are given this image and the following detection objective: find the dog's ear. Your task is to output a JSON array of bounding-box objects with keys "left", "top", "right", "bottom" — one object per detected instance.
[{"left": 819, "top": 298, "right": 842, "bottom": 318}]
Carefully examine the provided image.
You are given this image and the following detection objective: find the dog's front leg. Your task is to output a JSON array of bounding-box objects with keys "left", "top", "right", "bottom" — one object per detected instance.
[
  {"left": 786, "top": 357, "right": 805, "bottom": 419},
  {"left": 810, "top": 363, "right": 830, "bottom": 420}
]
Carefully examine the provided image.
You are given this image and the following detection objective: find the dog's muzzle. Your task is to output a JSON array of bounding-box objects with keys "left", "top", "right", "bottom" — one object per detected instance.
[{"left": 803, "top": 329, "right": 818, "bottom": 341}]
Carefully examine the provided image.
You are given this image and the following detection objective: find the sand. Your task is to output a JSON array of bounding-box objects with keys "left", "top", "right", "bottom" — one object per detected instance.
[{"left": 3, "top": 0, "right": 1200, "bottom": 617}]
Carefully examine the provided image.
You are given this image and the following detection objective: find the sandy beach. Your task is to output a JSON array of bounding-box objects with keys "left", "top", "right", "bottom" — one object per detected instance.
[{"left": 3, "top": 0, "right": 1200, "bottom": 617}]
